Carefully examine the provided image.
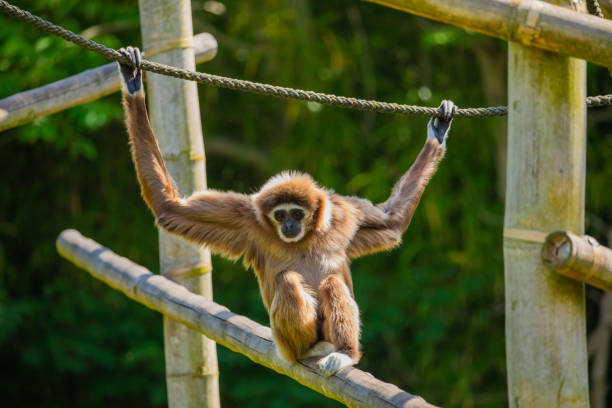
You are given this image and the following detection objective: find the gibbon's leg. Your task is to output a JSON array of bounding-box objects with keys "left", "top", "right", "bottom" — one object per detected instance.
[
  {"left": 318, "top": 274, "right": 361, "bottom": 375},
  {"left": 270, "top": 271, "right": 319, "bottom": 362}
]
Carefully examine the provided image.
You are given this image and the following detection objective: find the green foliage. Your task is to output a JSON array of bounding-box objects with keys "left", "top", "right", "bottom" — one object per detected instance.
[{"left": 1, "top": 0, "right": 611, "bottom": 407}]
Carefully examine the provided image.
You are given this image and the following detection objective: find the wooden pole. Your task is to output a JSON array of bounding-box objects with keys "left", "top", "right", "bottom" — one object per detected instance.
[
  {"left": 504, "top": 0, "right": 589, "bottom": 406},
  {"left": 56, "top": 229, "right": 438, "bottom": 408},
  {"left": 0, "top": 33, "right": 216, "bottom": 132},
  {"left": 365, "top": 0, "right": 612, "bottom": 67},
  {"left": 543, "top": 231, "right": 612, "bottom": 292},
  {"left": 137, "top": 1, "right": 220, "bottom": 407}
]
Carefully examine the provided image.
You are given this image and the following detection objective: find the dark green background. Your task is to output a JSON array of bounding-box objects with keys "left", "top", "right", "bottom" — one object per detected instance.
[{"left": 1, "top": 1, "right": 611, "bottom": 407}]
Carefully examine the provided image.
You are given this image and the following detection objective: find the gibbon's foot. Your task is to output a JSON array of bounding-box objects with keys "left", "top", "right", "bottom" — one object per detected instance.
[
  {"left": 427, "top": 99, "right": 456, "bottom": 145},
  {"left": 317, "top": 352, "right": 355, "bottom": 376},
  {"left": 117, "top": 46, "right": 143, "bottom": 95},
  {"left": 304, "top": 341, "right": 335, "bottom": 359}
]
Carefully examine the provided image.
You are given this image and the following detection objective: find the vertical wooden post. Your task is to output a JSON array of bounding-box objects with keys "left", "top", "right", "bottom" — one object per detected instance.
[
  {"left": 504, "top": 1, "right": 589, "bottom": 406},
  {"left": 138, "top": 1, "right": 220, "bottom": 407}
]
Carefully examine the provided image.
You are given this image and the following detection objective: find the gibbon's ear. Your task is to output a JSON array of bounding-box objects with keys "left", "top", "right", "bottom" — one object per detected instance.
[{"left": 314, "top": 193, "right": 333, "bottom": 232}]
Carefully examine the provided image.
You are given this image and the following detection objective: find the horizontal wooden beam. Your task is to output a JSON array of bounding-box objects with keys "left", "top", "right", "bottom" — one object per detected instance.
[
  {"left": 56, "top": 229, "right": 437, "bottom": 408},
  {"left": 542, "top": 231, "right": 612, "bottom": 292},
  {"left": 0, "top": 32, "right": 217, "bottom": 132},
  {"left": 366, "top": 0, "right": 612, "bottom": 67}
]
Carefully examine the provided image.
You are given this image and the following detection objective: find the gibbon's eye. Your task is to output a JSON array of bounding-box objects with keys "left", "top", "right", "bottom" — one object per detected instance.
[
  {"left": 274, "top": 210, "right": 286, "bottom": 222},
  {"left": 290, "top": 209, "right": 304, "bottom": 220}
]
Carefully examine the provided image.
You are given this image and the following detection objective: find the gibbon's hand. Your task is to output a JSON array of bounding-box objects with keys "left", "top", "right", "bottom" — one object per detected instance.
[
  {"left": 117, "top": 46, "right": 143, "bottom": 95},
  {"left": 427, "top": 100, "right": 456, "bottom": 146}
]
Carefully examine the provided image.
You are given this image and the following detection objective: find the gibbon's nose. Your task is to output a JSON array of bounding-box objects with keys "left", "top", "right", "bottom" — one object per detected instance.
[{"left": 281, "top": 220, "right": 301, "bottom": 238}]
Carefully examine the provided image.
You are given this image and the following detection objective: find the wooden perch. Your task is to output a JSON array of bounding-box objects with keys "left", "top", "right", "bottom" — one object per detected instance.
[
  {"left": 0, "top": 32, "right": 217, "bottom": 132},
  {"left": 56, "top": 229, "right": 437, "bottom": 408},
  {"left": 366, "top": 0, "right": 612, "bottom": 67},
  {"left": 542, "top": 231, "right": 612, "bottom": 292}
]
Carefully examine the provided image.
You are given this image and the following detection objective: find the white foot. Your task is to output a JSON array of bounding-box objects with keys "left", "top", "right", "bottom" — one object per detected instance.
[
  {"left": 304, "top": 341, "right": 335, "bottom": 359},
  {"left": 317, "top": 352, "right": 355, "bottom": 376}
]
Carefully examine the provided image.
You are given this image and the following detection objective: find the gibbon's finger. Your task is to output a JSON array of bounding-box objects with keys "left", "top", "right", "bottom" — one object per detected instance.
[
  {"left": 445, "top": 100, "right": 456, "bottom": 122},
  {"left": 441, "top": 100, "right": 448, "bottom": 115},
  {"left": 127, "top": 46, "right": 135, "bottom": 65},
  {"left": 118, "top": 48, "right": 135, "bottom": 71},
  {"left": 118, "top": 47, "right": 129, "bottom": 62},
  {"left": 117, "top": 48, "right": 134, "bottom": 76},
  {"left": 134, "top": 47, "right": 142, "bottom": 69},
  {"left": 443, "top": 100, "right": 450, "bottom": 121},
  {"left": 439, "top": 99, "right": 456, "bottom": 123}
]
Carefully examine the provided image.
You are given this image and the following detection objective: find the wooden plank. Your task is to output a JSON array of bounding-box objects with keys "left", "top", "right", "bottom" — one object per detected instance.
[
  {"left": 0, "top": 32, "right": 216, "bottom": 131},
  {"left": 137, "top": 1, "right": 219, "bottom": 407},
  {"left": 503, "top": 1, "right": 589, "bottom": 406},
  {"left": 366, "top": 0, "right": 612, "bottom": 67},
  {"left": 57, "top": 229, "right": 438, "bottom": 408},
  {"left": 543, "top": 231, "right": 612, "bottom": 292}
]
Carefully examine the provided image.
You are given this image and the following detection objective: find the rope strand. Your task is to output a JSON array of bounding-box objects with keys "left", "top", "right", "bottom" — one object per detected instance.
[{"left": 0, "top": 0, "right": 610, "bottom": 118}]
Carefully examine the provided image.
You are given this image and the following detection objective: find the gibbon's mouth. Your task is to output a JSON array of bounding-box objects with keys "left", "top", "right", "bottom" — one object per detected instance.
[
  {"left": 279, "top": 226, "right": 305, "bottom": 243},
  {"left": 281, "top": 228, "right": 301, "bottom": 239}
]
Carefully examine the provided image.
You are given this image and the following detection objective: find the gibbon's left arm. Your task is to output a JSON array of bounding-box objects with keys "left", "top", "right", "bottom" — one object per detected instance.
[
  {"left": 346, "top": 101, "right": 455, "bottom": 259},
  {"left": 118, "top": 47, "right": 256, "bottom": 258}
]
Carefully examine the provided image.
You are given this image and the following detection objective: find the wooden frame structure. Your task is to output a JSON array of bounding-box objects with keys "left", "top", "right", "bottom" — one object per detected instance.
[
  {"left": 138, "top": 1, "right": 220, "bottom": 406},
  {"left": 504, "top": 23, "right": 589, "bottom": 406},
  {"left": 3, "top": 0, "right": 612, "bottom": 406}
]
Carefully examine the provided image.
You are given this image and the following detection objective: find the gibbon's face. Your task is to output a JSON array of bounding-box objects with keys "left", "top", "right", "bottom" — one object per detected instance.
[{"left": 268, "top": 203, "right": 310, "bottom": 243}]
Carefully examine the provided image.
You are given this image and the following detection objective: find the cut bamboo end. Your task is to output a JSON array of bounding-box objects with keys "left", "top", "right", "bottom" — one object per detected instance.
[{"left": 542, "top": 231, "right": 612, "bottom": 292}]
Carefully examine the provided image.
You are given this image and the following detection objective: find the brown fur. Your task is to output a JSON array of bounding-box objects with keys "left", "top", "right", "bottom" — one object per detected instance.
[
  {"left": 320, "top": 275, "right": 361, "bottom": 360},
  {"left": 121, "top": 87, "right": 446, "bottom": 366},
  {"left": 270, "top": 271, "right": 318, "bottom": 362}
]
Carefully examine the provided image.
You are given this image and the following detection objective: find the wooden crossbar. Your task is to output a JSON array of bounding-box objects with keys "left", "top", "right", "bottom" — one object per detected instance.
[
  {"left": 0, "top": 32, "right": 217, "bottom": 132},
  {"left": 367, "top": 0, "right": 612, "bottom": 67},
  {"left": 56, "top": 229, "right": 437, "bottom": 408}
]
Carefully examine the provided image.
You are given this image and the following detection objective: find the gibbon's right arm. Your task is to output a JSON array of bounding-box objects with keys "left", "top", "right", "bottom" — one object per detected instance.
[
  {"left": 118, "top": 47, "right": 255, "bottom": 258},
  {"left": 346, "top": 101, "right": 455, "bottom": 259}
]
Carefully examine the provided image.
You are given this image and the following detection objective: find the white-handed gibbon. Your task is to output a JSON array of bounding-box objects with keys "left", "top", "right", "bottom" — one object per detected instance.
[{"left": 117, "top": 46, "right": 455, "bottom": 375}]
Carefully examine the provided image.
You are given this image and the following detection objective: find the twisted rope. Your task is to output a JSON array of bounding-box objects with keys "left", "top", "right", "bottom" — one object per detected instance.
[{"left": 0, "top": 0, "right": 610, "bottom": 118}]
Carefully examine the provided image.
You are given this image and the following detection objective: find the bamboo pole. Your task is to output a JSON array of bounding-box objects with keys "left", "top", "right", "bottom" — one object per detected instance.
[
  {"left": 543, "top": 231, "right": 612, "bottom": 292},
  {"left": 0, "top": 33, "right": 216, "bottom": 132},
  {"left": 503, "top": 0, "right": 589, "bottom": 406},
  {"left": 56, "top": 229, "right": 437, "bottom": 408},
  {"left": 365, "top": 0, "right": 612, "bottom": 67},
  {"left": 137, "top": 1, "right": 219, "bottom": 407}
]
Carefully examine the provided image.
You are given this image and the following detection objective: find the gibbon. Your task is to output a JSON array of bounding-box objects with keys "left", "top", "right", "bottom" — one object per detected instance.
[{"left": 117, "top": 46, "right": 455, "bottom": 375}]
